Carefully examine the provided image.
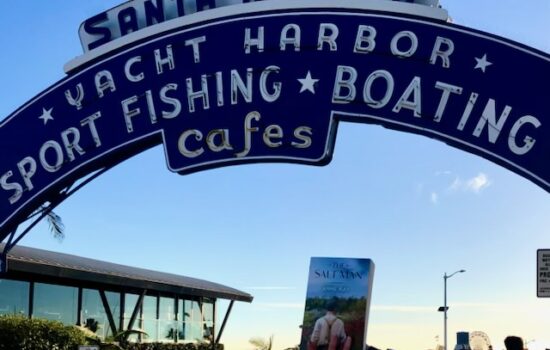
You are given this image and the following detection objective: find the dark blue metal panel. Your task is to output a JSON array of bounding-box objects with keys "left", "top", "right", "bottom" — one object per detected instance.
[{"left": 0, "top": 7, "right": 549, "bottom": 245}]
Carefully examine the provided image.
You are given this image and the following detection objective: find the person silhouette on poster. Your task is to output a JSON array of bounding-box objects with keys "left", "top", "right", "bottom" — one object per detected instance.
[{"left": 309, "top": 301, "right": 352, "bottom": 350}]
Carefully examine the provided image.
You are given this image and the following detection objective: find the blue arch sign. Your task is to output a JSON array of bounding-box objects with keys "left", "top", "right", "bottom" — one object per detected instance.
[{"left": 1, "top": 2, "right": 549, "bottom": 248}]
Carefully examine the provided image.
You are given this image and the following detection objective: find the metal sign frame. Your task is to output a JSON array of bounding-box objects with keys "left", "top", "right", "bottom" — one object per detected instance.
[
  {"left": 1, "top": 0, "right": 549, "bottom": 272},
  {"left": 537, "top": 249, "right": 550, "bottom": 297}
]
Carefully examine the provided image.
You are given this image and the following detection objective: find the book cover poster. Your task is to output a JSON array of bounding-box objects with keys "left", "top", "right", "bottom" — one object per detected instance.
[{"left": 300, "top": 257, "right": 375, "bottom": 350}]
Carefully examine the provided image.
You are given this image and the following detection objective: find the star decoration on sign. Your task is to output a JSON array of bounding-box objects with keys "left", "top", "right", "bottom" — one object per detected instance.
[
  {"left": 474, "top": 54, "right": 493, "bottom": 73},
  {"left": 38, "top": 107, "right": 54, "bottom": 125},
  {"left": 298, "top": 71, "right": 319, "bottom": 94}
]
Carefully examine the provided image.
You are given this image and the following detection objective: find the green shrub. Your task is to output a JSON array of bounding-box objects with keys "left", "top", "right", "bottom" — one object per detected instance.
[
  {"left": 0, "top": 315, "right": 87, "bottom": 350},
  {"left": 0, "top": 315, "right": 224, "bottom": 350}
]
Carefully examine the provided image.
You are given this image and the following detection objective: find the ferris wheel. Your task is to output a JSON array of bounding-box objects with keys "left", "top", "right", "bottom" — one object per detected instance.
[{"left": 470, "top": 331, "right": 492, "bottom": 350}]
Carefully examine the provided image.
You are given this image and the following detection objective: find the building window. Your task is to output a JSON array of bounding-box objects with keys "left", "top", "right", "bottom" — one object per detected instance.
[
  {"left": 158, "top": 296, "right": 176, "bottom": 342},
  {"left": 141, "top": 295, "right": 158, "bottom": 342},
  {"left": 202, "top": 301, "right": 214, "bottom": 342},
  {"left": 0, "top": 279, "right": 29, "bottom": 316},
  {"left": 123, "top": 293, "right": 139, "bottom": 329},
  {"left": 33, "top": 283, "right": 77, "bottom": 325},
  {"left": 123, "top": 293, "right": 141, "bottom": 343},
  {"left": 81, "top": 289, "right": 121, "bottom": 339},
  {"left": 178, "top": 299, "right": 203, "bottom": 342}
]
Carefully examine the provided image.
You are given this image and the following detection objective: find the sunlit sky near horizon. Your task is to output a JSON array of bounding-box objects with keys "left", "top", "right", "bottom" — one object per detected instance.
[{"left": 0, "top": 1, "right": 549, "bottom": 350}]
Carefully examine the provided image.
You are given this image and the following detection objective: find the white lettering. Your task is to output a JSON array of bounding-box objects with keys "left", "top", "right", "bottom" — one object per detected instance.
[
  {"left": 39, "top": 141, "right": 64, "bottom": 173},
  {"left": 260, "top": 66, "right": 282, "bottom": 103},
  {"left": 391, "top": 31, "right": 418, "bottom": 58},
  {"left": 430, "top": 37, "right": 454, "bottom": 68},
  {"left": 160, "top": 83, "right": 181, "bottom": 119},
  {"left": 263, "top": 125, "right": 283, "bottom": 147},
  {"left": 473, "top": 99, "right": 511, "bottom": 143},
  {"left": 363, "top": 70, "right": 394, "bottom": 109},
  {"left": 392, "top": 76, "right": 422, "bottom": 117},
  {"left": 124, "top": 56, "right": 145, "bottom": 82},
  {"left": 122, "top": 95, "right": 140, "bottom": 133},
  {"left": 231, "top": 68, "right": 253, "bottom": 104},
  {"left": 292, "top": 126, "right": 313, "bottom": 148},
  {"left": 216, "top": 71, "right": 224, "bottom": 107},
  {"left": 508, "top": 115, "right": 541, "bottom": 155},
  {"left": 1, "top": 171, "right": 23, "bottom": 204},
  {"left": 206, "top": 129, "right": 233, "bottom": 152},
  {"left": 65, "top": 83, "right": 85, "bottom": 110},
  {"left": 434, "top": 82, "right": 462, "bottom": 122},
  {"left": 17, "top": 157, "right": 36, "bottom": 192},
  {"left": 235, "top": 111, "right": 261, "bottom": 157},
  {"left": 318, "top": 23, "right": 338, "bottom": 51},
  {"left": 95, "top": 70, "right": 116, "bottom": 98},
  {"left": 154, "top": 45, "right": 175, "bottom": 74},
  {"left": 178, "top": 130, "right": 204, "bottom": 158},
  {"left": 61, "top": 127, "right": 85, "bottom": 162},
  {"left": 457, "top": 92, "right": 479, "bottom": 131},
  {"left": 145, "top": 90, "right": 158, "bottom": 124},
  {"left": 280, "top": 24, "right": 301, "bottom": 51},
  {"left": 354, "top": 25, "right": 377, "bottom": 54},
  {"left": 186, "top": 75, "right": 210, "bottom": 112},
  {"left": 332, "top": 65, "right": 357, "bottom": 103},
  {"left": 244, "top": 27, "right": 264, "bottom": 54},
  {"left": 81, "top": 112, "right": 102, "bottom": 147},
  {"left": 185, "top": 36, "right": 206, "bottom": 63}
]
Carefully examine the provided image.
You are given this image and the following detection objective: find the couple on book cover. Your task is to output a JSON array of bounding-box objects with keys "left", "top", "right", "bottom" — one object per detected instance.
[{"left": 308, "top": 301, "right": 352, "bottom": 350}]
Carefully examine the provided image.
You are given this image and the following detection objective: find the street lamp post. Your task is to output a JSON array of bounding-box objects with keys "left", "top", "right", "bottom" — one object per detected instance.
[{"left": 442, "top": 269, "right": 465, "bottom": 350}]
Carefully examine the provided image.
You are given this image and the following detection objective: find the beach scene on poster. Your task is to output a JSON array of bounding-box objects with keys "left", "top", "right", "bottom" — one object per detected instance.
[{"left": 300, "top": 257, "right": 375, "bottom": 350}]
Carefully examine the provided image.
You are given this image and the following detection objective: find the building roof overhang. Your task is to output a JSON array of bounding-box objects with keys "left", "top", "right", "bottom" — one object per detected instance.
[{"left": 0, "top": 244, "right": 253, "bottom": 303}]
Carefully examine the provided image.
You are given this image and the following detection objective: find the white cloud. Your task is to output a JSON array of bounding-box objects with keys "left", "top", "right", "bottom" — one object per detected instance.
[
  {"left": 466, "top": 173, "right": 491, "bottom": 193},
  {"left": 452, "top": 301, "right": 539, "bottom": 311},
  {"left": 446, "top": 173, "right": 491, "bottom": 193},
  {"left": 423, "top": 172, "right": 490, "bottom": 204},
  {"left": 245, "top": 286, "right": 296, "bottom": 291},
  {"left": 448, "top": 176, "right": 462, "bottom": 192},
  {"left": 371, "top": 301, "right": 541, "bottom": 314},
  {"left": 253, "top": 302, "right": 304, "bottom": 309},
  {"left": 372, "top": 305, "right": 435, "bottom": 313}
]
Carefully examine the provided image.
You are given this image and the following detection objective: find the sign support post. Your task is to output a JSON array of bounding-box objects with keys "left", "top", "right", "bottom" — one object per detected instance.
[{"left": 0, "top": 253, "right": 6, "bottom": 274}]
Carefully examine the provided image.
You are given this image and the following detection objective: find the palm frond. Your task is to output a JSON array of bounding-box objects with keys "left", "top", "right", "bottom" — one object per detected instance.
[
  {"left": 114, "top": 328, "right": 148, "bottom": 341},
  {"left": 249, "top": 338, "right": 267, "bottom": 349},
  {"left": 249, "top": 335, "right": 274, "bottom": 350},
  {"left": 46, "top": 209, "right": 65, "bottom": 241}
]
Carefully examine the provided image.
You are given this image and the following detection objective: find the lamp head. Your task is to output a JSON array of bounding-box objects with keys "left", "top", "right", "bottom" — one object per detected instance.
[{"left": 445, "top": 269, "right": 466, "bottom": 278}]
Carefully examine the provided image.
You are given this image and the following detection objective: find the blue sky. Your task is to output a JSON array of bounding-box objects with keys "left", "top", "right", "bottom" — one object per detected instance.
[{"left": 0, "top": 1, "right": 549, "bottom": 350}]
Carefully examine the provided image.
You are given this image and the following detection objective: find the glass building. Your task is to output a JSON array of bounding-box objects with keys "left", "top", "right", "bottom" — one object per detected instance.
[{"left": 0, "top": 244, "right": 252, "bottom": 344}]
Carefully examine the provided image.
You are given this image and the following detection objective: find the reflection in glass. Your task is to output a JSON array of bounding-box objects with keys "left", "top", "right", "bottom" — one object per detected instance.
[
  {"left": 142, "top": 295, "right": 158, "bottom": 342},
  {"left": 33, "top": 283, "right": 77, "bottom": 325},
  {"left": 106, "top": 291, "right": 121, "bottom": 329},
  {"left": 178, "top": 299, "right": 203, "bottom": 342},
  {"left": 124, "top": 294, "right": 139, "bottom": 328},
  {"left": 177, "top": 299, "right": 185, "bottom": 343},
  {"left": 1, "top": 276, "right": 218, "bottom": 345},
  {"left": 124, "top": 293, "right": 140, "bottom": 343},
  {"left": 159, "top": 297, "right": 176, "bottom": 342},
  {"left": 202, "top": 301, "right": 214, "bottom": 342},
  {"left": 0, "top": 279, "right": 29, "bottom": 316},
  {"left": 81, "top": 289, "right": 120, "bottom": 339}
]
